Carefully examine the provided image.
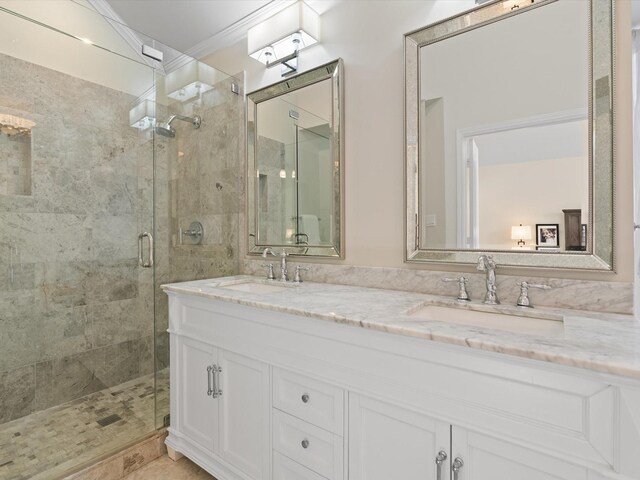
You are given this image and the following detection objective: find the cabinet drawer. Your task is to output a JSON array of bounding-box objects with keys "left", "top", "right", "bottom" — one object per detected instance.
[
  {"left": 274, "top": 452, "right": 329, "bottom": 480},
  {"left": 273, "top": 368, "right": 344, "bottom": 434},
  {"left": 273, "top": 410, "right": 343, "bottom": 479}
]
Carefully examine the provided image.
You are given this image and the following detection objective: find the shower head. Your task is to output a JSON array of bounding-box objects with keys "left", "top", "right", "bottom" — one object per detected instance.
[{"left": 154, "top": 114, "right": 201, "bottom": 138}]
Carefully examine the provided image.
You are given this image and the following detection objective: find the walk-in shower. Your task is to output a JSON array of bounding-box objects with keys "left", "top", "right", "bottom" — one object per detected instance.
[
  {"left": 154, "top": 114, "right": 201, "bottom": 138},
  {"left": 0, "top": 2, "right": 242, "bottom": 479}
]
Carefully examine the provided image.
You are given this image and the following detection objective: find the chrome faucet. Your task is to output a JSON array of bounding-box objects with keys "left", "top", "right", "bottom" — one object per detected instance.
[
  {"left": 262, "top": 248, "right": 289, "bottom": 282},
  {"left": 476, "top": 255, "right": 499, "bottom": 304},
  {"left": 516, "top": 281, "right": 551, "bottom": 308}
]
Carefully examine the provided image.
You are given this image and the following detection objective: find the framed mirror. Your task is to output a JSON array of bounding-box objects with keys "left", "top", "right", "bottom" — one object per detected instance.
[
  {"left": 405, "top": 0, "right": 614, "bottom": 270},
  {"left": 247, "top": 59, "right": 344, "bottom": 257}
]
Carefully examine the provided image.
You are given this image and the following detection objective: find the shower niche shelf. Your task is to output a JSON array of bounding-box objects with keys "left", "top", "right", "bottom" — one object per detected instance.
[{"left": 0, "top": 114, "right": 33, "bottom": 196}]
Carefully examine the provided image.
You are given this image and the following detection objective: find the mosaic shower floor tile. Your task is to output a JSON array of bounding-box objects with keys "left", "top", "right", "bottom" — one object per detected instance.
[{"left": 0, "top": 370, "right": 168, "bottom": 480}]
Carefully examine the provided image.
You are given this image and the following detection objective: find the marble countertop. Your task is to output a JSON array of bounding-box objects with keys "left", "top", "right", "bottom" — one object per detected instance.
[{"left": 162, "top": 275, "right": 640, "bottom": 380}]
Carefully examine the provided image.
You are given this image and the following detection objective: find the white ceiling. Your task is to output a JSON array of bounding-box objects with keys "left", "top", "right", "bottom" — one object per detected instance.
[{"left": 105, "top": 0, "right": 272, "bottom": 52}]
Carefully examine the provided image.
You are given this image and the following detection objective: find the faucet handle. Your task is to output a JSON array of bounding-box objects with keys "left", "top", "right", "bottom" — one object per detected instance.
[
  {"left": 261, "top": 263, "right": 275, "bottom": 280},
  {"left": 293, "top": 265, "right": 310, "bottom": 283},
  {"left": 515, "top": 281, "right": 551, "bottom": 308},
  {"left": 443, "top": 276, "right": 470, "bottom": 301}
]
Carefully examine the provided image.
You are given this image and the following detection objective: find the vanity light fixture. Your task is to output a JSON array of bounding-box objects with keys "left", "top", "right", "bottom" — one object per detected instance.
[
  {"left": 164, "top": 61, "right": 221, "bottom": 102},
  {"left": 511, "top": 224, "right": 532, "bottom": 247},
  {"left": 247, "top": 1, "right": 320, "bottom": 77}
]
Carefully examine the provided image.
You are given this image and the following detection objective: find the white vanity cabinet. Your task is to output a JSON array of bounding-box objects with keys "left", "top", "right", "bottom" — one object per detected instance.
[
  {"left": 348, "top": 395, "right": 592, "bottom": 480},
  {"left": 271, "top": 368, "right": 345, "bottom": 480},
  {"left": 164, "top": 290, "right": 640, "bottom": 480},
  {"left": 348, "top": 394, "right": 448, "bottom": 480},
  {"left": 171, "top": 334, "right": 270, "bottom": 480},
  {"left": 449, "top": 427, "right": 593, "bottom": 480}
]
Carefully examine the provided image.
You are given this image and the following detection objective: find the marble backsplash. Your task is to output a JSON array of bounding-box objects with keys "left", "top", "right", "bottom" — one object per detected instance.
[{"left": 242, "top": 258, "right": 633, "bottom": 315}]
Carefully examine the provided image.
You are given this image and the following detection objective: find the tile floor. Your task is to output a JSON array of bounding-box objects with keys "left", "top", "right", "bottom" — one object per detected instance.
[
  {"left": 0, "top": 370, "right": 168, "bottom": 480},
  {"left": 123, "top": 456, "right": 216, "bottom": 480}
]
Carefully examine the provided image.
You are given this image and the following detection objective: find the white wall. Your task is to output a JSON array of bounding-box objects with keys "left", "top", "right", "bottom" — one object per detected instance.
[
  {"left": 255, "top": 79, "right": 330, "bottom": 146},
  {"left": 203, "top": 0, "right": 633, "bottom": 283},
  {"left": 0, "top": 0, "right": 153, "bottom": 97},
  {"left": 479, "top": 156, "right": 589, "bottom": 250},
  {"left": 420, "top": 0, "right": 588, "bottom": 247}
]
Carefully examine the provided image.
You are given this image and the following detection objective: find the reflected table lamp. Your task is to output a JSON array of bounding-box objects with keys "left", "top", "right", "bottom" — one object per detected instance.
[{"left": 511, "top": 224, "right": 532, "bottom": 248}]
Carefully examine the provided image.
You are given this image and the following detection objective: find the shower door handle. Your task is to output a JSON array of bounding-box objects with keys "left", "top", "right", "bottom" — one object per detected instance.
[{"left": 138, "top": 232, "right": 154, "bottom": 268}]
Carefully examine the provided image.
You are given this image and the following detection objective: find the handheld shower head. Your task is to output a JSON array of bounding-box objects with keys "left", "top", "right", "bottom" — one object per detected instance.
[{"left": 154, "top": 114, "right": 201, "bottom": 138}]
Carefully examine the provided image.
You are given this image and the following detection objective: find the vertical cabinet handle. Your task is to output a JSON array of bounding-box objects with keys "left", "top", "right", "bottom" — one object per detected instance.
[
  {"left": 435, "top": 451, "right": 447, "bottom": 480},
  {"left": 206, "top": 365, "right": 213, "bottom": 396},
  {"left": 211, "top": 364, "right": 219, "bottom": 398},
  {"left": 211, "top": 365, "right": 222, "bottom": 398},
  {"left": 138, "top": 232, "right": 154, "bottom": 267},
  {"left": 216, "top": 366, "right": 223, "bottom": 397},
  {"left": 452, "top": 457, "right": 464, "bottom": 480}
]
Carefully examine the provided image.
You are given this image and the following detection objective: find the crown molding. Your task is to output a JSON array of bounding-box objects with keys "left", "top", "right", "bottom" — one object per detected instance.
[
  {"left": 83, "top": 0, "right": 298, "bottom": 75},
  {"left": 182, "top": 0, "right": 296, "bottom": 61},
  {"left": 84, "top": 0, "right": 164, "bottom": 72}
]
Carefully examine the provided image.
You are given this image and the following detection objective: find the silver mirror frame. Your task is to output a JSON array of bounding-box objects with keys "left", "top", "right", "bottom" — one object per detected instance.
[
  {"left": 404, "top": 0, "right": 614, "bottom": 270},
  {"left": 247, "top": 59, "right": 345, "bottom": 258}
]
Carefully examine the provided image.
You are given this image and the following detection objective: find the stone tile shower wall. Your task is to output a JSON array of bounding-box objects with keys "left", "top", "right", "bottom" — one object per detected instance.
[
  {"left": 0, "top": 52, "right": 155, "bottom": 424},
  {"left": 153, "top": 72, "right": 244, "bottom": 411}
]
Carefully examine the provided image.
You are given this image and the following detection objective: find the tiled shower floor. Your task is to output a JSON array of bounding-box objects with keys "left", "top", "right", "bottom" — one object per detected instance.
[{"left": 0, "top": 370, "right": 168, "bottom": 480}]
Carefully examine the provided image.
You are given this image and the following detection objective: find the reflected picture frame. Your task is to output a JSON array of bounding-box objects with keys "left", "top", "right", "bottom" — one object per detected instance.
[{"left": 536, "top": 223, "right": 560, "bottom": 247}]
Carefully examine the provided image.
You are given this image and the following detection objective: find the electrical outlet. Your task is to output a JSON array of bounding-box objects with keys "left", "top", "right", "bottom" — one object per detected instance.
[{"left": 425, "top": 214, "right": 437, "bottom": 227}]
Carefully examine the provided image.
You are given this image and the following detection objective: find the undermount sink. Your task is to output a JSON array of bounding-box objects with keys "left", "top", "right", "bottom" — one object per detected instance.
[
  {"left": 408, "top": 304, "right": 564, "bottom": 336},
  {"left": 215, "top": 279, "right": 292, "bottom": 294}
]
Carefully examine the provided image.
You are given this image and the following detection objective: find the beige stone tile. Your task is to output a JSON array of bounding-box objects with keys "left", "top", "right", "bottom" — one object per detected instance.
[
  {"left": 123, "top": 456, "right": 216, "bottom": 480},
  {"left": 66, "top": 454, "right": 124, "bottom": 480},
  {"left": 0, "top": 371, "right": 166, "bottom": 480},
  {"left": 122, "top": 434, "right": 167, "bottom": 476},
  {"left": 0, "top": 365, "right": 35, "bottom": 423}
]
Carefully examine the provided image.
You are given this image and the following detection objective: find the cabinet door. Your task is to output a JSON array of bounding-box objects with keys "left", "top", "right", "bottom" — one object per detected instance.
[
  {"left": 178, "top": 337, "right": 218, "bottom": 454},
  {"left": 218, "top": 349, "right": 270, "bottom": 480},
  {"left": 450, "top": 426, "right": 588, "bottom": 480},
  {"left": 349, "top": 393, "right": 450, "bottom": 480}
]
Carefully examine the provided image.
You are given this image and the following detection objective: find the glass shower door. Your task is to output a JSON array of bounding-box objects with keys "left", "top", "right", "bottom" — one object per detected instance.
[{"left": 0, "top": 3, "right": 159, "bottom": 478}]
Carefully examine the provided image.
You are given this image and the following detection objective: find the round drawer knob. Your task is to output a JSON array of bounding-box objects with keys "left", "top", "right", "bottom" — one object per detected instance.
[
  {"left": 301, "top": 439, "right": 310, "bottom": 449},
  {"left": 301, "top": 393, "right": 310, "bottom": 403}
]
